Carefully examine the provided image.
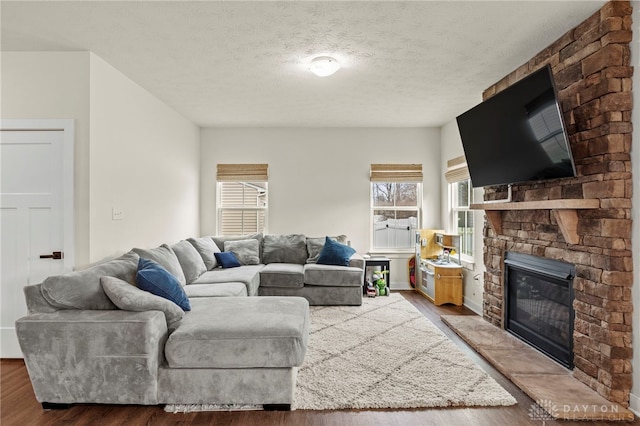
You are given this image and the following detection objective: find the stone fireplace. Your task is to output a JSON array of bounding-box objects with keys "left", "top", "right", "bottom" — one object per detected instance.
[{"left": 480, "top": 1, "right": 633, "bottom": 406}]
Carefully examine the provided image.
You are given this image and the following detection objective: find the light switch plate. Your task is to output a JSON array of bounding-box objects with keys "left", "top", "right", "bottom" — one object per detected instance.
[{"left": 112, "top": 207, "right": 125, "bottom": 221}]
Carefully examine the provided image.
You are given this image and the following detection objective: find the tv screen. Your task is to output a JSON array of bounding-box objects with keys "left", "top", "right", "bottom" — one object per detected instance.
[{"left": 456, "top": 65, "right": 576, "bottom": 188}]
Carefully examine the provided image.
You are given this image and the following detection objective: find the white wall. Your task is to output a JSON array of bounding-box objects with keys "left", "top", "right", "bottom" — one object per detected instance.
[
  {"left": 439, "top": 119, "right": 484, "bottom": 314},
  {"left": 2, "top": 52, "right": 201, "bottom": 266},
  {"left": 89, "top": 54, "right": 200, "bottom": 261},
  {"left": 629, "top": 0, "right": 639, "bottom": 415},
  {"left": 1, "top": 52, "right": 92, "bottom": 267},
  {"left": 200, "top": 127, "right": 440, "bottom": 289}
]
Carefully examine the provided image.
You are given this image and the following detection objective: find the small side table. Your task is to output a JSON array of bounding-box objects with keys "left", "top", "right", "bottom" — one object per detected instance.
[{"left": 363, "top": 257, "right": 390, "bottom": 295}]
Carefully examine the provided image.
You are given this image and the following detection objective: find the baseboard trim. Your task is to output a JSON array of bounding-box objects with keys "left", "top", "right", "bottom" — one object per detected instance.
[
  {"left": 1, "top": 327, "right": 23, "bottom": 358},
  {"left": 390, "top": 282, "right": 411, "bottom": 291},
  {"left": 463, "top": 297, "right": 482, "bottom": 315},
  {"left": 629, "top": 391, "right": 640, "bottom": 417}
]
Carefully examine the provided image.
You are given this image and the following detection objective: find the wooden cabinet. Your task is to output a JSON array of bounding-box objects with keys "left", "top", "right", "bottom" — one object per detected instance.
[
  {"left": 433, "top": 265, "right": 463, "bottom": 306},
  {"left": 416, "top": 260, "right": 463, "bottom": 306}
]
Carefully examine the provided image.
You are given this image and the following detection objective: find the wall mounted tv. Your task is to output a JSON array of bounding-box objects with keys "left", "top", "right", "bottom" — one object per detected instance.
[{"left": 456, "top": 64, "right": 576, "bottom": 188}]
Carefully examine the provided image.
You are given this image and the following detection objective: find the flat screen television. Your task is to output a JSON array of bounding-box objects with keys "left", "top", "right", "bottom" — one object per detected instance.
[{"left": 456, "top": 65, "right": 576, "bottom": 188}]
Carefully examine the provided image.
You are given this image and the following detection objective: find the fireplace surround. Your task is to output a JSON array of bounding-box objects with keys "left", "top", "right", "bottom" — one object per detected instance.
[
  {"left": 479, "top": 1, "right": 633, "bottom": 406},
  {"left": 504, "top": 252, "right": 575, "bottom": 369}
]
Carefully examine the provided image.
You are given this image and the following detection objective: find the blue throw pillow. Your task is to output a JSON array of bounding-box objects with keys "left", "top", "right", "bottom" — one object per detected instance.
[
  {"left": 214, "top": 251, "right": 241, "bottom": 269},
  {"left": 317, "top": 236, "right": 356, "bottom": 267},
  {"left": 136, "top": 258, "right": 191, "bottom": 311}
]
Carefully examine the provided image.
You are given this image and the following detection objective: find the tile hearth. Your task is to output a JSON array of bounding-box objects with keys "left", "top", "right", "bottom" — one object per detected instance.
[{"left": 441, "top": 315, "right": 634, "bottom": 422}]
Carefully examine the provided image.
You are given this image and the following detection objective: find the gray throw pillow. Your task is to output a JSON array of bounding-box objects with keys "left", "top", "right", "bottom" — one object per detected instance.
[
  {"left": 41, "top": 251, "right": 139, "bottom": 310},
  {"left": 306, "top": 235, "right": 348, "bottom": 263},
  {"left": 100, "top": 276, "right": 184, "bottom": 329},
  {"left": 224, "top": 239, "right": 260, "bottom": 265},
  {"left": 186, "top": 237, "right": 221, "bottom": 270},
  {"left": 132, "top": 244, "right": 186, "bottom": 286},
  {"left": 213, "top": 233, "right": 264, "bottom": 259},
  {"left": 263, "top": 234, "right": 308, "bottom": 264},
  {"left": 171, "top": 240, "right": 207, "bottom": 283}
]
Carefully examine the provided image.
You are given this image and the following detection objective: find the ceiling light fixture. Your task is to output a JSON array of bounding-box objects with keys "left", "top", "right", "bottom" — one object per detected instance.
[{"left": 309, "top": 56, "right": 341, "bottom": 77}]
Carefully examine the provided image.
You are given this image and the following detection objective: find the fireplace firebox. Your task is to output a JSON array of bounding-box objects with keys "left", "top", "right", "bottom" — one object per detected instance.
[{"left": 504, "top": 252, "right": 575, "bottom": 369}]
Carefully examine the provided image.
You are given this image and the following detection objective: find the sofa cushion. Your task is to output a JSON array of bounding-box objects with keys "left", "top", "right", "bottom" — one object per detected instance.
[
  {"left": 165, "top": 296, "right": 309, "bottom": 368},
  {"left": 171, "top": 240, "right": 207, "bottom": 283},
  {"left": 183, "top": 282, "right": 248, "bottom": 298},
  {"left": 40, "top": 251, "right": 139, "bottom": 310},
  {"left": 133, "top": 245, "right": 187, "bottom": 286},
  {"left": 348, "top": 253, "right": 366, "bottom": 270},
  {"left": 101, "top": 276, "right": 184, "bottom": 328},
  {"left": 224, "top": 239, "right": 260, "bottom": 265},
  {"left": 317, "top": 237, "right": 356, "bottom": 267},
  {"left": 192, "top": 265, "right": 263, "bottom": 296},
  {"left": 214, "top": 251, "right": 241, "bottom": 269},
  {"left": 304, "top": 263, "right": 364, "bottom": 287},
  {"left": 213, "top": 233, "right": 263, "bottom": 259},
  {"left": 136, "top": 258, "right": 191, "bottom": 311},
  {"left": 187, "top": 237, "right": 221, "bottom": 270},
  {"left": 259, "top": 263, "right": 304, "bottom": 288},
  {"left": 306, "top": 235, "right": 347, "bottom": 263},
  {"left": 262, "top": 234, "right": 308, "bottom": 265}
]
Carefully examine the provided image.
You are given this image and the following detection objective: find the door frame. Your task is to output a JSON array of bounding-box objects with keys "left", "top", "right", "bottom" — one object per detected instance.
[{"left": 1, "top": 119, "right": 75, "bottom": 272}]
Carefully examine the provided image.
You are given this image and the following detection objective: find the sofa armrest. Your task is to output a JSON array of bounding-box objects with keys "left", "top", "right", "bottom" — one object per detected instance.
[
  {"left": 16, "top": 309, "right": 167, "bottom": 405},
  {"left": 349, "top": 253, "right": 365, "bottom": 270},
  {"left": 24, "top": 284, "right": 59, "bottom": 314}
]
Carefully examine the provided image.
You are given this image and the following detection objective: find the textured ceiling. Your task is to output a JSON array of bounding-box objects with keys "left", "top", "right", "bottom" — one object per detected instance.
[{"left": 1, "top": 1, "right": 605, "bottom": 127}]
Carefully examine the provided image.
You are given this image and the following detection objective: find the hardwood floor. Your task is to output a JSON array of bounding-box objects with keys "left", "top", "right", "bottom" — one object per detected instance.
[{"left": 2, "top": 291, "right": 637, "bottom": 426}]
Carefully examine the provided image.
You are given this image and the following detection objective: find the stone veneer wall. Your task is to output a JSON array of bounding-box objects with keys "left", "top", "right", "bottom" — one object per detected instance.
[{"left": 481, "top": 1, "right": 633, "bottom": 405}]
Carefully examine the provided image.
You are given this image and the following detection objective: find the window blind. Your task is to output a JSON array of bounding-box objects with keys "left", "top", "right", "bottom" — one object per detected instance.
[
  {"left": 370, "top": 164, "right": 423, "bottom": 182},
  {"left": 216, "top": 163, "right": 268, "bottom": 182},
  {"left": 444, "top": 156, "right": 470, "bottom": 183}
]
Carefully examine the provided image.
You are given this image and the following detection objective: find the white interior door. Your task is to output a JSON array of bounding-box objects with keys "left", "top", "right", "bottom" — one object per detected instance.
[{"left": 1, "top": 121, "right": 74, "bottom": 358}]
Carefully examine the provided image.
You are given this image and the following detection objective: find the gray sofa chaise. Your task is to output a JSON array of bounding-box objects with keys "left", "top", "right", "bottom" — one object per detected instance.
[{"left": 16, "top": 233, "right": 363, "bottom": 408}]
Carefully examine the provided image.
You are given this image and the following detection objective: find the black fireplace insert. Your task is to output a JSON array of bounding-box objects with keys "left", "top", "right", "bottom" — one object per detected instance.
[{"left": 504, "top": 252, "right": 575, "bottom": 369}]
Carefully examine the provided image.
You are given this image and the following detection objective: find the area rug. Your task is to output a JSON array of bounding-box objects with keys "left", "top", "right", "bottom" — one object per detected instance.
[
  {"left": 165, "top": 293, "right": 516, "bottom": 413},
  {"left": 294, "top": 293, "right": 516, "bottom": 410}
]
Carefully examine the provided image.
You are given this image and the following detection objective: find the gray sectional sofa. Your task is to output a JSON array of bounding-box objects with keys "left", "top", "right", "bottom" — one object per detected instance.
[
  {"left": 184, "top": 233, "right": 365, "bottom": 305},
  {"left": 16, "top": 233, "right": 364, "bottom": 409}
]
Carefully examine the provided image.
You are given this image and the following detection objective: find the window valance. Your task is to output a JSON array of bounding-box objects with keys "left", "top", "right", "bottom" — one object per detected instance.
[
  {"left": 444, "top": 156, "right": 470, "bottom": 184},
  {"left": 216, "top": 163, "right": 268, "bottom": 182},
  {"left": 370, "top": 164, "right": 423, "bottom": 182}
]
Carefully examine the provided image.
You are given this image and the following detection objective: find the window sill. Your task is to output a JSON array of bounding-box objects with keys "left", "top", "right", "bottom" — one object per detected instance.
[
  {"left": 369, "top": 249, "right": 415, "bottom": 256},
  {"left": 459, "top": 255, "right": 475, "bottom": 271}
]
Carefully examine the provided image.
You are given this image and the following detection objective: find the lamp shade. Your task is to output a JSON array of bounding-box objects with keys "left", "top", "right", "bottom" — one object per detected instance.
[{"left": 309, "top": 56, "right": 341, "bottom": 77}]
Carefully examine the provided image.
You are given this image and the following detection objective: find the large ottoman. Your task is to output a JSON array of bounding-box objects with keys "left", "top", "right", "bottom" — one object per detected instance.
[{"left": 158, "top": 296, "right": 310, "bottom": 408}]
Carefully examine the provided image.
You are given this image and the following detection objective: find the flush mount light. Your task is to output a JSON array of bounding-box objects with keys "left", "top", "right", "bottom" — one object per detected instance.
[{"left": 309, "top": 56, "right": 341, "bottom": 77}]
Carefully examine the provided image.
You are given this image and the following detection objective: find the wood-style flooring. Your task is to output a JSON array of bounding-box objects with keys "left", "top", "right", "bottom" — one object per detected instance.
[{"left": 2, "top": 291, "right": 637, "bottom": 426}]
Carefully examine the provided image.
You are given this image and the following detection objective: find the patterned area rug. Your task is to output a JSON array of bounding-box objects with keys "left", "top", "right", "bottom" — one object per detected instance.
[{"left": 294, "top": 293, "right": 516, "bottom": 410}]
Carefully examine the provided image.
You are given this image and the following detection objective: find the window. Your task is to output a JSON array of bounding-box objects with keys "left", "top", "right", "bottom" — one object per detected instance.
[
  {"left": 451, "top": 179, "right": 473, "bottom": 258},
  {"left": 370, "top": 164, "right": 423, "bottom": 251},
  {"left": 216, "top": 164, "right": 268, "bottom": 235},
  {"left": 445, "top": 156, "right": 473, "bottom": 259}
]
